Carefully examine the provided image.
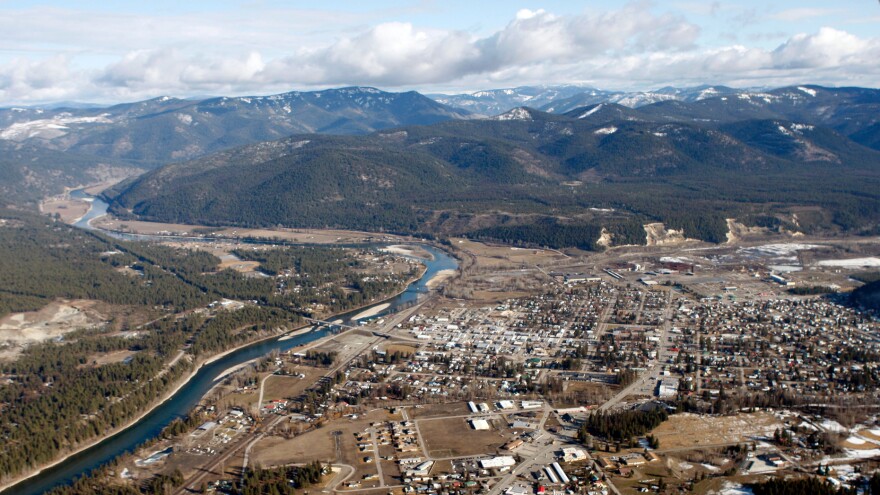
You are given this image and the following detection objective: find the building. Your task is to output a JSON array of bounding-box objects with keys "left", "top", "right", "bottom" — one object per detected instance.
[
  {"left": 560, "top": 447, "right": 588, "bottom": 462},
  {"left": 657, "top": 379, "right": 679, "bottom": 398},
  {"left": 770, "top": 273, "right": 795, "bottom": 286},
  {"left": 470, "top": 419, "right": 490, "bottom": 430},
  {"left": 563, "top": 273, "right": 602, "bottom": 284},
  {"left": 504, "top": 439, "right": 524, "bottom": 451},
  {"left": 480, "top": 456, "right": 516, "bottom": 469}
]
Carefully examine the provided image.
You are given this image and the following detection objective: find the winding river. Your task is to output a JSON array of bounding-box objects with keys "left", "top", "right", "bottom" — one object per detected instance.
[{"left": 6, "top": 192, "right": 457, "bottom": 495}]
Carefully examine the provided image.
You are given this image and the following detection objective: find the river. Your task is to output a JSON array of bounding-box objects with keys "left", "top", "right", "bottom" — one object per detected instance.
[{"left": 7, "top": 192, "right": 457, "bottom": 495}]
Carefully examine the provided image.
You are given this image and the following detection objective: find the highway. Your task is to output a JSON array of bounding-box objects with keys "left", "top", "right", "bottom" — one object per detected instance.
[
  {"left": 177, "top": 300, "right": 431, "bottom": 494},
  {"left": 600, "top": 289, "right": 675, "bottom": 411}
]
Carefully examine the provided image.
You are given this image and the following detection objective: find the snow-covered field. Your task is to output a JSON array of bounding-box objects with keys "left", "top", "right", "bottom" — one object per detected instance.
[
  {"left": 768, "top": 265, "right": 802, "bottom": 273},
  {"left": 0, "top": 114, "right": 111, "bottom": 140},
  {"left": 816, "top": 257, "right": 880, "bottom": 267},
  {"left": 820, "top": 418, "right": 849, "bottom": 433},
  {"left": 738, "top": 243, "right": 820, "bottom": 259},
  {"left": 711, "top": 482, "right": 753, "bottom": 495}
]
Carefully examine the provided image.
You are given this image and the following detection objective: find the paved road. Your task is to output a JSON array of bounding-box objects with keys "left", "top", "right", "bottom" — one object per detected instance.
[
  {"left": 486, "top": 439, "right": 557, "bottom": 495},
  {"left": 178, "top": 300, "right": 433, "bottom": 494},
  {"left": 600, "top": 289, "right": 675, "bottom": 411}
]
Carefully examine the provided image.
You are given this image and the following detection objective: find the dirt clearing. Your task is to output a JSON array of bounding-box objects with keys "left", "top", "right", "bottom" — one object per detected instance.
[
  {"left": 652, "top": 412, "right": 782, "bottom": 450},
  {"left": 418, "top": 417, "right": 509, "bottom": 458},
  {"left": 0, "top": 300, "right": 107, "bottom": 358}
]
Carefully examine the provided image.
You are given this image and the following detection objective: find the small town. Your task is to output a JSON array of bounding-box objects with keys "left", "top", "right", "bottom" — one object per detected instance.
[{"left": 101, "top": 237, "right": 880, "bottom": 495}]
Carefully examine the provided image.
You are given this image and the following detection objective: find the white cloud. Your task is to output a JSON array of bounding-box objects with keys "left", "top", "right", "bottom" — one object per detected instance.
[
  {"left": 256, "top": 5, "right": 700, "bottom": 87},
  {"left": 0, "top": 5, "right": 879, "bottom": 104},
  {"left": 771, "top": 27, "right": 870, "bottom": 69}
]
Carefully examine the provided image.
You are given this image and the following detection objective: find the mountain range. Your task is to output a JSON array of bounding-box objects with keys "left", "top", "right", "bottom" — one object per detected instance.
[
  {"left": 108, "top": 96, "right": 880, "bottom": 249},
  {"left": 2, "top": 83, "right": 879, "bottom": 248},
  {"left": 0, "top": 87, "right": 471, "bottom": 203},
  {"left": 432, "top": 84, "right": 747, "bottom": 115}
]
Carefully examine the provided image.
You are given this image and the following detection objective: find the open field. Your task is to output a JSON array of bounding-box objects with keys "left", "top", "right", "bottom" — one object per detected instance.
[
  {"left": 252, "top": 408, "right": 400, "bottom": 486},
  {"left": 652, "top": 412, "right": 783, "bottom": 450},
  {"left": 471, "top": 290, "right": 534, "bottom": 302},
  {"left": 261, "top": 367, "right": 322, "bottom": 403},
  {"left": 40, "top": 198, "right": 91, "bottom": 223},
  {"left": 87, "top": 349, "right": 139, "bottom": 366},
  {"left": 92, "top": 216, "right": 406, "bottom": 245},
  {"left": 408, "top": 402, "right": 470, "bottom": 420},
  {"left": 382, "top": 344, "right": 417, "bottom": 355},
  {"left": 419, "top": 417, "right": 508, "bottom": 458},
  {"left": 253, "top": 429, "right": 338, "bottom": 466},
  {"left": 452, "top": 238, "right": 568, "bottom": 268}
]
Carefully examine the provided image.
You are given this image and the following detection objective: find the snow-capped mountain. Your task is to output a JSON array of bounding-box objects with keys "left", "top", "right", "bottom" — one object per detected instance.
[{"left": 0, "top": 87, "right": 472, "bottom": 165}]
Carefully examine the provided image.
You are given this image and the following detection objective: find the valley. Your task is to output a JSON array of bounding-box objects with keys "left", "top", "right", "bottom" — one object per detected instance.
[
  {"left": 1, "top": 82, "right": 878, "bottom": 495},
  {"left": 20, "top": 209, "right": 877, "bottom": 495},
  {"left": 3, "top": 187, "right": 876, "bottom": 495},
  {"left": 4, "top": 1, "right": 880, "bottom": 493}
]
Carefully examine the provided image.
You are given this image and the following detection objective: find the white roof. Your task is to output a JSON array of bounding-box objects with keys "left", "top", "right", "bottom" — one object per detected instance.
[
  {"left": 470, "top": 419, "right": 491, "bottom": 430},
  {"left": 480, "top": 456, "right": 516, "bottom": 468}
]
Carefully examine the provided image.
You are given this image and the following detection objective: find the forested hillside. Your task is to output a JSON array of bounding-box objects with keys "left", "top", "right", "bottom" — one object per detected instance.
[
  {"left": 0, "top": 87, "right": 470, "bottom": 205},
  {"left": 109, "top": 105, "right": 880, "bottom": 249},
  {"left": 0, "top": 209, "right": 418, "bottom": 482}
]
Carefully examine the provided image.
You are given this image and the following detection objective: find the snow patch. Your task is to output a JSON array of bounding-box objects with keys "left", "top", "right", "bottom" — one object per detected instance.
[
  {"left": 821, "top": 419, "right": 848, "bottom": 434},
  {"left": 697, "top": 87, "right": 719, "bottom": 100},
  {"left": 495, "top": 108, "right": 532, "bottom": 121},
  {"left": 816, "top": 257, "right": 880, "bottom": 268},
  {"left": 0, "top": 114, "right": 112, "bottom": 140},
  {"left": 578, "top": 104, "right": 603, "bottom": 119},
  {"left": 660, "top": 257, "right": 691, "bottom": 264},
  {"left": 710, "top": 482, "right": 753, "bottom": 495},
  {"left": 594, "top": 126, "right": 617, "bottom": 135},
  {"left": 798, "top": 86, "right": 817, "bottom": 97},
  {"left": 737, "top": 243, "right": 820, "bottom": 259}
]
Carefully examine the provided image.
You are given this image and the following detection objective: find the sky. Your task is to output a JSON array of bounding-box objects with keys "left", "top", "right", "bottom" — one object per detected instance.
[{"left": 1, "top": 0, "right": 879, "bottom": 105}]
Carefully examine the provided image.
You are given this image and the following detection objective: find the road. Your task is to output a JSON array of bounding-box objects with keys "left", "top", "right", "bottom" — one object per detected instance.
[
  {"left": 368, "top": 426, "right": 385, "bottom": 487},
  {"left": 600, "top": 289, "right": 675, "bottom": 411},
  {"left": 486, "top": 439, "right": 557, "bottom": 495},
  {"left": 177, "top": 299, "right": 433, "bottom": 494}
]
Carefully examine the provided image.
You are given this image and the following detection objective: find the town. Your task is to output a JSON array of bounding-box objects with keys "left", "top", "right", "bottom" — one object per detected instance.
[{"left": 100, "top": 235, "right": 880, "bottom": 495}]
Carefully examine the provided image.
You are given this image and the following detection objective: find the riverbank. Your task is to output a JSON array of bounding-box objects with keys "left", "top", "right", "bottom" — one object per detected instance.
[
  {"left": 1, "top": 318, "right": 333, "bottom": 494},
  {"left": 426, "top": 269, "right": 456, "bottom": 289},
  {"left": 0, "top": 251, "right": 444, "bottom": 494},
  {"left": 0, "top": 353, "right": 198, "bottom": 493}
]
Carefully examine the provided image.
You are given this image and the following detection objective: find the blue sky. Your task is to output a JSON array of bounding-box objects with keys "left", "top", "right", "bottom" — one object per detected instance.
[{"left": 0, "top": 0, "right": 878, "bottom": 104}]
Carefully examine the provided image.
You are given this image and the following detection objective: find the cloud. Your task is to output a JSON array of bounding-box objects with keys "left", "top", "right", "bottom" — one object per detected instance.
[
  {"left": 252, "top": 4, "right": 700, "bottom": 87},
  {"left": 1, "top": 5, "right": 879, "bottom": 104},
  {"left": 771, "top": 27, "right": 870, "bottom": 69}
]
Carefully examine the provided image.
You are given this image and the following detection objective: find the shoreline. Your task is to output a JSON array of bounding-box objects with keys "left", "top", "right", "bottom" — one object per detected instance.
[
  {"left": 0, "top": 256, "right": 438, "bottom": 494},
  {"left": 0, "top": 319, "right": 332, "bottom": 494}
]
